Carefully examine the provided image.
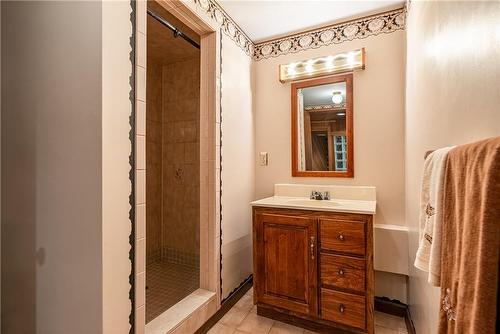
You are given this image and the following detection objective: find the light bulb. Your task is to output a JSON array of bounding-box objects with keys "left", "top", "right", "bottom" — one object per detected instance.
[
  {"left": 331, "top": 91, "right": 343, "bottom": 104},
  {"left": 305, "top": 60, "right": 315, "bottom": 73},
  {"left": 348, "top": 52, "right": 356, "bottom": 63},
  {"left": 325, "top": 56, "right": 334, "bottom": 69}
]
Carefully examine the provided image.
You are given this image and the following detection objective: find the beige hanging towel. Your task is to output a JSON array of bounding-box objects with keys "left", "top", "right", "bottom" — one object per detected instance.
[
  {"left": 438, "top": 137, "right": 500, "bottom": 334},
  {"left": 414, "top": 146, "right": 453, "bottom": 286}
]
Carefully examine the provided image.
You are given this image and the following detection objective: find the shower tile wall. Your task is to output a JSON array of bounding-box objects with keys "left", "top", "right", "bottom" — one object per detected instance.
[
  {"left": 146, "top": 55, "right": 200, "bottom": 267},
  {"left": 162, "top": 57, "right": 200, "bottom": 268},
  {"left": 146, "top": 62, "right": 163, "bottom": 264},
  {"left": 145, "top": 3, "right": 202, "bottom": 322},
  {"left": 146, "top": 55, "right": 200, "bottom": 321}
]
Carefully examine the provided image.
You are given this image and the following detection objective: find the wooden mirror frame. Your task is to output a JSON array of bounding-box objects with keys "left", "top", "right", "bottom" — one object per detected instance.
[{"left": 291, "top": 73, "right": 354, "bottom": 177}]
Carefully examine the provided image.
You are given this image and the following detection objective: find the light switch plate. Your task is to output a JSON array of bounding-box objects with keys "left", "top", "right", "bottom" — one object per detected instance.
[{"left": 259, "top": 152, "right": 268, "bottom": 166}]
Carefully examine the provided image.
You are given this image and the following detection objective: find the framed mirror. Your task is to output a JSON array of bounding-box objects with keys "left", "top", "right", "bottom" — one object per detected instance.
[{"left": 291, "top": 74, "right": 353, "bottom": 177}]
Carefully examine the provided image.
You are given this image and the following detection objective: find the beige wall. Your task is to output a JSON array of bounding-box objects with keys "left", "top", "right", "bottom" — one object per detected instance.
[
  {"left": 102, "top": 1, "right": 134, "bottom": 332},
  {"left": 221, "top": 33, "right": 255, "bottom": 299},
  {"left": 405, "top": 1, "right": 500, "bottom": 333},
  {"left": 253, "top": 31, "right": 406, "bottom": 301},
  {"left": 375, "top": 271, "right": 408, "bottom": 303},
  {"left": 254, "top": 31, "right": 406, "bottom": 228},
  {"left": 2, "top": 2, "right": 134, "bottom": 332},
  {"left": 2, "top": 1, "right": 104, "bottom": 333}
]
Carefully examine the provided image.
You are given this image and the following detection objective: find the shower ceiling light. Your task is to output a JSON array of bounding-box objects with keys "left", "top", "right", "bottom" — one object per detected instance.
[
  {"left": 331, "top": 91, "right": 343, "bottom": 104},
  {"left": 279, "top": 48, "right": 365, "bottom": 83}
]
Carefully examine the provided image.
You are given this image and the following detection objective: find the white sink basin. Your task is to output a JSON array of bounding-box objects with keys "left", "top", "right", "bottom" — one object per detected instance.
[
  {"left": 250, "top": 196, "right": 376, "bottom": 214},
  {"left": 250, "top": 185, "right": 376, "bottom": 214},
  {"left": 285, "top": 199, "right": 339, "bottom": 207}
]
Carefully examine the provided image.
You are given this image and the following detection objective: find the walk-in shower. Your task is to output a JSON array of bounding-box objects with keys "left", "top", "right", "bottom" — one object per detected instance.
[{"left": 145, "top": 4, "right": 201, "bottom": 322}]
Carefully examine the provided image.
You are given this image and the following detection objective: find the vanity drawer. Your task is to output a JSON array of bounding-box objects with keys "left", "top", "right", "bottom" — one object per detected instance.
[
  {"left": 321, "top": 289, "right": 366, "bottom": 330},
  {"left": 320, "top": 219, "right": 365, "bottom": 255},
  {"left": 321, "top": 254, "right": 365, "bottom": 292}
]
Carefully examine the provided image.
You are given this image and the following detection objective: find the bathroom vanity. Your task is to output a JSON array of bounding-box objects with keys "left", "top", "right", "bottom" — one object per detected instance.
[{"left": 251, "top": 185, "right": 376, "bottom": 334}]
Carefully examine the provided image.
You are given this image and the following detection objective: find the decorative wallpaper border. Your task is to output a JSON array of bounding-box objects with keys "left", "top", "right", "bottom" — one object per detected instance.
[
  {"left": 305, "top": 103, "right": 347, "bottom": 111},
  {"left": 218, "top": 26, "right": 224, "bottom": 301},
  {"left": 128, "top": 1, "right": 136, "bottom": 333},
  {"left": 252, "top": 6, "right": 406, "bottom": 60},
  {"left": 193, "top": 0, "right": 254, "bottom": 57},
  {"left": 195, "top": 1, "right": 406, "bottom": 60}
]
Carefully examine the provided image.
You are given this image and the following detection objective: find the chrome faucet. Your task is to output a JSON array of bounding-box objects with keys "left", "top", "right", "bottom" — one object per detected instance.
[{"left": 310, "top": 190, "right": 330, "bottom": 200}]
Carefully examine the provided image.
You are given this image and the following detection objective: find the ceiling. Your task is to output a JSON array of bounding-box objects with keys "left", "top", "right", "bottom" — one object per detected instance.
[
  {"left": 218, "top": 0, "right": 404, "bottom": 43},
  {"left": 302, "top": 82, "right": 346, "bottom": 106},
  {"left": 147, "top": 1, "right": 200, "bottom": 66}
]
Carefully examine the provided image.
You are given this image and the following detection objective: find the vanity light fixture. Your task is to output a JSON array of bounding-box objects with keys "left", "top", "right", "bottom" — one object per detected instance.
[
  {"left": 331, "top": 91, "right": 343, "bottom": 104},
  {"left": 279, "top": 48, "right": 365, "bottom": 83},
  {"left": 305, "top": 60, "right": 314, "bottom": 73}
]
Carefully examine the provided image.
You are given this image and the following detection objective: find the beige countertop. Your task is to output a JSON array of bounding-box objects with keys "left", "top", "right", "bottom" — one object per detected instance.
[{"left": 250, "top": 196, "right": 376, "bottom": 215}]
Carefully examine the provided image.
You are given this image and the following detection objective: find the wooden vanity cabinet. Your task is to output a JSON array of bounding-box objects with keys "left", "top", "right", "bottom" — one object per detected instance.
[
  {"left": 253, "top": 212, "right": 318, "bottom": 316},
  {"left": 253, "top": 207, "right": 374, "bottom": 334}
]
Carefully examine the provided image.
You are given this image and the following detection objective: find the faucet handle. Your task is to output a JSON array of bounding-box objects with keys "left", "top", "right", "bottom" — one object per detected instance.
[
  {"left": 323, "top": 191, "right": 330, "bottom": 200},
  {"left": 311, "top": 190, "right": 325, "bottom": 200}
]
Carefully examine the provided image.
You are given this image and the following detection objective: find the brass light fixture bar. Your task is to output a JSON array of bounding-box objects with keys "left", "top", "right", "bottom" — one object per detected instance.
[{"left": 279, "top": 48, "right": 365, "bottom": 83}]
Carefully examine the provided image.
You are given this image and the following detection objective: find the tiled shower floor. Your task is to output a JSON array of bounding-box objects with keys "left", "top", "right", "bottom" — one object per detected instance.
[{"left": 146, "top": 260, "right": 199, "bottom": 323}]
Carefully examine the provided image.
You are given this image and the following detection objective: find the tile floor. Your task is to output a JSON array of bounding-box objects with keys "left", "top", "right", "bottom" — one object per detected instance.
[
  {"left": 146, "top": 259, "right": 199, "bottom": 323},
  {"left": 208, "top": 288, "right": 408, "bottom": 334}
]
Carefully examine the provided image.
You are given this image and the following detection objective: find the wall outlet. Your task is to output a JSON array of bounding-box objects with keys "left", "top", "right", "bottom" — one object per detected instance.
[{"left": 259, "top": 152, "right": 269, "bottom": 166}]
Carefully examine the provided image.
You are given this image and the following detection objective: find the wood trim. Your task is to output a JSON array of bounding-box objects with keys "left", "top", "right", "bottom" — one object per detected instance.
[
  {"left": 252, "top": 206, "right": 371, "bottom": 222},
  {"left": 374, "top": 297, "right": 406, "bottom": 317},
  {"left": 258, "top": 302, "right": 415, "bottom": 334},
  {"left": 195, "top": 277, "right": 253, "bottom": 334},
  {"left": 258, "top": 304, "right": 364, "bottom": 334},
  {"left": 405, "top": 307, "right": 417, "bottom": 334},
  {"left": 365, "top": 215, "right": 374, "bottom": 334},
  {"left": 327, "top": 123, "right": 334, "bottom": 171},
  {"left": 291, "top": 74, "right": 354, "bottom": 178},
  {"left": 155, "top": 0, "right": 212, "bottom": 35},
  {"left": 304, "top": 111, "right": 313, "bottom": 170},
  {"left": 374, "top": 297, "right": 416, "bottom": 334}
]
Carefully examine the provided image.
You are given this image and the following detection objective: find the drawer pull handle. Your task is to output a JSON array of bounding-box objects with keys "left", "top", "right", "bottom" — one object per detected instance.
[
  {"left": 338, "top": 268, "right": 345, "bottom": 276},
  {"left": 310, "top": 236, "right": 315, "bottom": 260},
  {"left": 339, "top": 304, "right": 346, "bottom": 313},
  {"left": 338, "top": 233, "right": 345, "bottom": 241}
]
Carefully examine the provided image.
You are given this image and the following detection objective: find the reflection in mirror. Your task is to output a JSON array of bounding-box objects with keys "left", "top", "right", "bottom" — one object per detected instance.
[
  {"left": 292, "top": 74, "right": 353, "bottom": 177},
  {"left": 297, "top": 82, "right": 347, "bottom": 172}
]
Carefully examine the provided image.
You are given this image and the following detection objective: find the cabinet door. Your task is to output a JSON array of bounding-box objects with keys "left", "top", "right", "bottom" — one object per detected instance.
[{"left": 254, "top": 212, "right": 318, "bottom": 316}]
